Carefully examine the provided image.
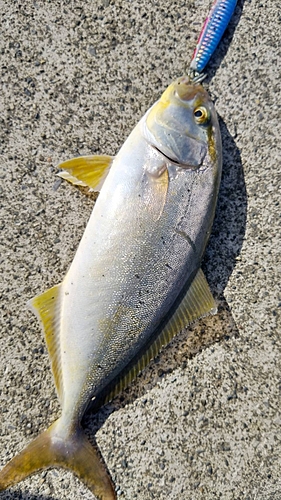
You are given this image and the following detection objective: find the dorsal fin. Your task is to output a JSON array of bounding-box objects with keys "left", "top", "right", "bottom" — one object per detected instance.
[
  {"left": 27, "top": 284, "right": 63, "bottom": 402},
  {"left": 57, "top": 155, "right": 114, "bottom": 191},
  {"left": 101, "top": 268, "right": 216, "bottom": 405}
]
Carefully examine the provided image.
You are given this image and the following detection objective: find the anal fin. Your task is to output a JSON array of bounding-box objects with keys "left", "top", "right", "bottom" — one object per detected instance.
[
  {"left": 102, "top": 268, "right": 216, "bottom": 405},
  {"left": 57, "top": 155, "right": 114, "bottom": 191}
]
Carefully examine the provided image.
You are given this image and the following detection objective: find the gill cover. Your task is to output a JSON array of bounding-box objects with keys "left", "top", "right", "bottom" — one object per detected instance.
[{"left": 144, "top": 76, "right": 215, "bottom": 168}]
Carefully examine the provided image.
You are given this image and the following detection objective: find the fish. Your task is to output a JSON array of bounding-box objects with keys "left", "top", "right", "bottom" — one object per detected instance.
[{"left": 0, "top": 75, "right": 222, "bottom": 499}]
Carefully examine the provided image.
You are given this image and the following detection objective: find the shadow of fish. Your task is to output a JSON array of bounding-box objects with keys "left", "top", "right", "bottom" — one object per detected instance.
[{"left": 0, "top": 76, "right": 222, "bottom": 499}]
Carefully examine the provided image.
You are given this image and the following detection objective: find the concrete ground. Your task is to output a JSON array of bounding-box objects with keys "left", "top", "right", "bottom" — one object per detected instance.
[{"left": 0, "top": 0, "right": 280, "bottom": 499}]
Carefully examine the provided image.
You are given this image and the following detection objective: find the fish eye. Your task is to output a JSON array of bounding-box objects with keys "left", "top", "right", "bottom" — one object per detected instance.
[{"left": 193, "top": 106, "right": 210, "bottom": 125}]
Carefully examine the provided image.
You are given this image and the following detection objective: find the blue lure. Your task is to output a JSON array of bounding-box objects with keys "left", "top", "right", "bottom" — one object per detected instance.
[{"left": 190, "top": 0, "right": 237, "bottom": 75}]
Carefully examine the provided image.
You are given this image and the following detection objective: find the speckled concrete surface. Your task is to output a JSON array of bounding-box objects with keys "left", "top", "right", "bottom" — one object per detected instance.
[{"left": 0, "top": 1, "right": 280, "bottom": 499}]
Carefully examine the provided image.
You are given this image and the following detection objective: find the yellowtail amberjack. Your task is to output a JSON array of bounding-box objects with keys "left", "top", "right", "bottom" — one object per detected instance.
[{"left": 0, "top": 76, "right": 222, "bottom": 499}]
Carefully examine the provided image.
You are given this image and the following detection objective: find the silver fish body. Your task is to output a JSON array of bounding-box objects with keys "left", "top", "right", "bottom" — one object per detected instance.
[{"left": 0, "top": 76, "right": 222, "bottom": 499}]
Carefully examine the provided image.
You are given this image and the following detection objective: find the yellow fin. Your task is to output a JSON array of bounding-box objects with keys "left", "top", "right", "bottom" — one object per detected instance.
[
  {"left": 0, "top": 419, "right": 116, "bottom": 499},
  {"left": 28, "top": 285, "right": 63, "bottom": 402},
  {"left": 102, "top": 268, "right": 216, "bottom": 404},
  {"left": 158, "top": 267, "right": 217, "bottom": 343},
  {"left": 57, "top": 155, "right": 114, "bottom": 191}
]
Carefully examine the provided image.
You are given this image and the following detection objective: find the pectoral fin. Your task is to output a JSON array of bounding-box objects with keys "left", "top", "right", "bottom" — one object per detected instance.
[
  {"left": 57, "top": 155, "right": 114, "bottom": 191},
  {"left": 100, "top": 268, "right": 216, "bottom": 405},
  {"left": 143, "top": 168, "right": 169, "bottom": 221}
]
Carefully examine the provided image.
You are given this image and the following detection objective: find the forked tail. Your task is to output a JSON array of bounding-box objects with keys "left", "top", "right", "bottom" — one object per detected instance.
[{"left": 0, "top": 419, "right": 116, "bottom": 500}]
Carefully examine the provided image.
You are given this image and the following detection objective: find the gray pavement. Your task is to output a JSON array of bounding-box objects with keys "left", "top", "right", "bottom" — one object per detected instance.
[{"left": 0, "top": 0, "right": 280, "bottom": 499}]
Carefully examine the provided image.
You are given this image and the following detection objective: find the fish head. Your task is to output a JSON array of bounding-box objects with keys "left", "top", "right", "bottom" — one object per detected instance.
[{"left": 144, "top": 76, "right": 221, "bottom": 170}]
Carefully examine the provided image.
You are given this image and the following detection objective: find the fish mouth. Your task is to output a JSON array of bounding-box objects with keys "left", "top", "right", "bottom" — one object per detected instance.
[
  {"left": 143, "top": 111, "right": 208, "bottom": 170},
  {"left": 152, "top": 144, "right": 204, "bottom": 170}
]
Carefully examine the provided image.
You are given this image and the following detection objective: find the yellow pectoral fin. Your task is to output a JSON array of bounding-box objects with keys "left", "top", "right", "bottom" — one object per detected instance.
[{"left": 57, "top": 155, "right": 114, "bottom": 191}]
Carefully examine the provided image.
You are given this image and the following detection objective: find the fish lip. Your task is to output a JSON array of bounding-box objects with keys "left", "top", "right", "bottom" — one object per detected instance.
[
  {"left": 151, "top": 144, "right": 204, "bottom": 170},
  {"left": 142, "top": 114, "right": 207, "bottom": 170}
]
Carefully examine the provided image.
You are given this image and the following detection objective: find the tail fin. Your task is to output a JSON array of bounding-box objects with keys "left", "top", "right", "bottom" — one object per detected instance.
[{"left": 0, "top": 419, "right": 116, "bottom": 500}]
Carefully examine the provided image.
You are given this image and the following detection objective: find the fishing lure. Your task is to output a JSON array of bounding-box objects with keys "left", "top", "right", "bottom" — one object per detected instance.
[{"left": 190, "top": 0, "right": 237, "bottom": 75}]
